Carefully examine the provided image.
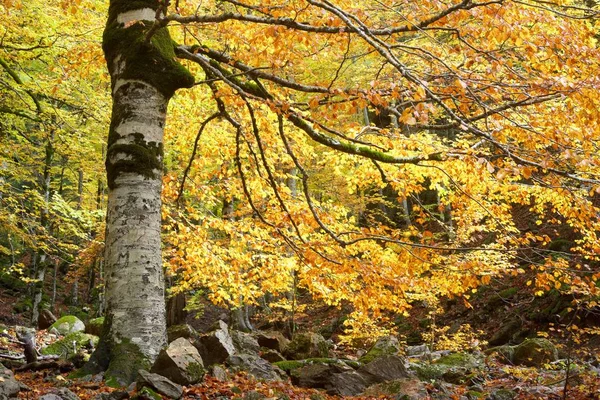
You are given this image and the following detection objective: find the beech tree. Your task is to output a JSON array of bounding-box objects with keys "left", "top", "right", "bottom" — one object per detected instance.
[{"left": 87, "top": 0, "right": 600, "bottom": 385}]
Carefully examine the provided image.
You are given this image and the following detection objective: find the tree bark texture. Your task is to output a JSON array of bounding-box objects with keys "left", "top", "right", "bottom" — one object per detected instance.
[{"left": 86, "top": 0, "right": 194, "bottom": 386}]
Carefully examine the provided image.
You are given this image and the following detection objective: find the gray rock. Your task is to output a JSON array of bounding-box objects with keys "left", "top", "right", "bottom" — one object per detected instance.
[
  {"left": 260, "top": 349, "right": 286, "bottom": 363},
  {"left": 227, "top": 353, "right": 282, "bottom": 381},
  {"left": 486, "top": 388, "right": 516, "bottom": 400},
  {"left": 231, "top": 330, "right": 260, "bottom": 354},
  {"left": 326, "top": 370, "right": 370, "bottom": 396},
  {"left": 49, "top": 316, "right": 85, "bottom": 335},
  {"left": 359, "top": 335, "right": 400, "bottom": 364},
  {"left": 137, "top": 369, "right": 183, "bottom": 399},
  {"left": 290, "top": 361, "right": 353, "bottom": 389},
  {"left": 512, "top": 338, "right": 558, "bottom": 367},
  {"left": 40, "top": 388, "right": 80, "bottom": 400},
  {"left": 92, "top": 391, "right": 129, "bottom": 400},
  {"left": 167, "top": 324, "right": 197, "bottom": 343},
  {"left": 210, "top": 365, "right": 228, "bottom": 381},
  {"left": 359, "top": 355, "right": 409, "bottom": 383},
  {"left": 363, "top": 378, "right": 429, "bottom": 399},
  {"left": 243, "top": 391, "right": 265, "bottom": 400},
  {"left": 406, "top": 344, "right": 430, "bottom": 357},
  {"left": 151, "top": 337, "right": 204, "bottom": 385},
  {"left": 291, "top": 363, "right": 336, "bottom": 388},
  {"left": 150, "top": 338, "right": 205, "bottom": 385},
  {"left": 284, "top": 332, "right": 329, "bottom": 360},
  {"left": 195, "top": 320, "right": 236, "bottom": 367},
  {"left": 0, "top": 363, "right": 20, "bottom": 399},
  {"left": 256, "top": 332, "right": 290, "bottom": 353}
]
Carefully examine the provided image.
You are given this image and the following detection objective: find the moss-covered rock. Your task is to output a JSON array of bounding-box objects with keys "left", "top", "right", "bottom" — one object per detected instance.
[
  {"left": 167, "top": 324, "right": 197, "bottom": 343},
  {"left": 488, "top": 319, "right": 522, "bottom": 346},
  {"left": 272, "top": 360, "right": 304, "bottom": 372},
  {"left": 436, "top": 352, "right": 482, "bottom": 369},
  {"left": 85, "top": 317, "right": 105, "bottom": 337},
  {"left": 488, "top": 388, "right": 517, "bottom": 400},
  {"left": 411, "top": 352, "right": 484, "bottom": 385},
  {"left": 364, "top": 378, "right": 429, "bottom": 398},
  {"left": 411, "top": 362, "right": 447, "bottom": 381},
  {"left": 284, "top": 333, "right": 329, "bottom": 360},
  {"left": 485, "top": 345, "right": 515, "bottom": 364},
  {"left": 512, "top": 338, "right": 558, "bottom": 367},
  {"left": 359, "top": 335, "right": 400, "bottom": 364},
  {"left": 41, "top": 332, "right": 99, "bottom": 358},
  {"left": 133, "top": 386, "right": 162, "bottom": 400},
  {"left": 49, "top": 315, "right": 85, "bottom": 335}
]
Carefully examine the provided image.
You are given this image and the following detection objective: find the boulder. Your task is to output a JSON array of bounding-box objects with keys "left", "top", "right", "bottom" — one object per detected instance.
[
  {"left": 209, "top": 364, "right": 228, "bottom": 381},
  {"left": 39, "top": 388, "right": 79, "bottom": 400},
  {"left": 260, "top": 349, "right": 286, "bottom": 363},
  {"left": 49, "top": 316, "right": 85, "bottom": 336},
  {"left": 363, "top": 378, "right": 429, "bottom": 399},
  {"left": 194, "top": 320, "right": 236, "bottom": 367},
  {"left": 284, "top": 332, "right": 329, "bottom": 360},
  {"left": 512, "top": 338, "right": 558, "bottom": 367},
  {"left": 85, "top": 317, "right": 105, "bottom": 337},
  {"left": 326, "top": 370, "right": 370, "bottom": 396},
  {"left": 151, "top": 337, "right": 204, "bottom": 385},
  {"left": 290, "top": 363, "right": 339, "bottom": 388},
  {"left": 0, "top": 363, "right": 20, "bottom": 399},
  {"left": 243, "top": 391, "right": 266, "bottom": 400},
  {"left": 39, "top": 309, "right": 58, "bottom": 330},
  {"left": 256, "top": 331, "right": 290, "bottom": 353},
  {"left": 359, "top": 355, "right": 410, "bottom": 383},
  {"left": 137, "top": 370, "right": 183, "bottom": 399},
  {"left": 41, "top": 332, "right": 98, "bottom": 358},
  {"left": 359, "top": 335, "right": 400, "bottom": 364},
  {"left": 231, "top": 330, "right": 260, "bottom": 354},
  {"left": 487, "top": 388, "right": 517, "bottom": 400},
  {"left": 411, "top": 352, "right": 483, "bottom": 385},
  {"left": 227, "top": 353, "right": 282, "bottom": 381},
  {"left": 488, "top": 319, "right": 521, "bottom": 346},
  {"left": 485, "top": 345, "right": 514, "bottom": 364},
  {"left": 167, "top": 324, "right": 197, "bottom": 343},
  {"left": 92, "top": 391, "right": 129, "bottom": 400}
]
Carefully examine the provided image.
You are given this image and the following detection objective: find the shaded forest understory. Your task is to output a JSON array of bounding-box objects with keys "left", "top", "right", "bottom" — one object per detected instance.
[{"left": 1, "top": 269, "right": 600, "bottom": 399}]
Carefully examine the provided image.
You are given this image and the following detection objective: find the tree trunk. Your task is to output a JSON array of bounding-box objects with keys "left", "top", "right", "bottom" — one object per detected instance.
[
  {"left": 84, "top": 0, "right": 194, "bottom": 386},
  {"left": 31, "top": 134, "right": 54, "bottom": 327}
]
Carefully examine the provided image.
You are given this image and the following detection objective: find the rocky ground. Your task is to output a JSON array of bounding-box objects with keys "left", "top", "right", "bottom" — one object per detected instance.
[
  {"left": 0, "top": 313, "right": 599, "bottom": 399},
  {"left": 1, "top": 273, "right": 600, "bottom": 399}
]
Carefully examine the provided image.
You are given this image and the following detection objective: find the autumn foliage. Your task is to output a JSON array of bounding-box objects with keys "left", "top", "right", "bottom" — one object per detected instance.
[{"left": 2, "top": 0, "right": 600, "bottom": 341}]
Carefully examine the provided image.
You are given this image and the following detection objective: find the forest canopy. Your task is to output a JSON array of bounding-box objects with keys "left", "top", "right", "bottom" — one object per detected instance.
[{"left": 1, "top": 0, "right": 600, "bottom": 380}]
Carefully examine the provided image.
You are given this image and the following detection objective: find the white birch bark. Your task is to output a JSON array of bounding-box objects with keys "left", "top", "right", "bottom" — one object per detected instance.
[
  {"left": 102, "top": 76, "right": 168, "bottom": 381},
  {"left": 86, "top": 1, "right": 193, "bottom": 384}
]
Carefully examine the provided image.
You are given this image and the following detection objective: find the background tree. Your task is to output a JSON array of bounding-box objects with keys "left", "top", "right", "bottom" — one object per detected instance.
[{"left": 0, "top": 0, "right": 108, "bottom": 326}]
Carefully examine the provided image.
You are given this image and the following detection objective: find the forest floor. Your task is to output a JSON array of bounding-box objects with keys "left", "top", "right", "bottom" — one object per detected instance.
[{"left": 2, "top": 272, "right": 600, "bottom": 399}]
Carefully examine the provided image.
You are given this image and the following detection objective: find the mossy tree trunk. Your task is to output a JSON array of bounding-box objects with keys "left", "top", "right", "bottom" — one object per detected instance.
[{"left": 84, "top": 0, "right": 194, "bottom": 386}]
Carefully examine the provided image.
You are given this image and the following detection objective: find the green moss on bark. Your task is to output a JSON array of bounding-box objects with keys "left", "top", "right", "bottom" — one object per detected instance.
[
  {"left": 103, "top": 13, "right": 194, "bottom": 98},
  {"left": 106, "top": 141, "right": 163, "bottom": 189},
  {"left": 105, "top": 338, "right": 153, "bottom": 387}
]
